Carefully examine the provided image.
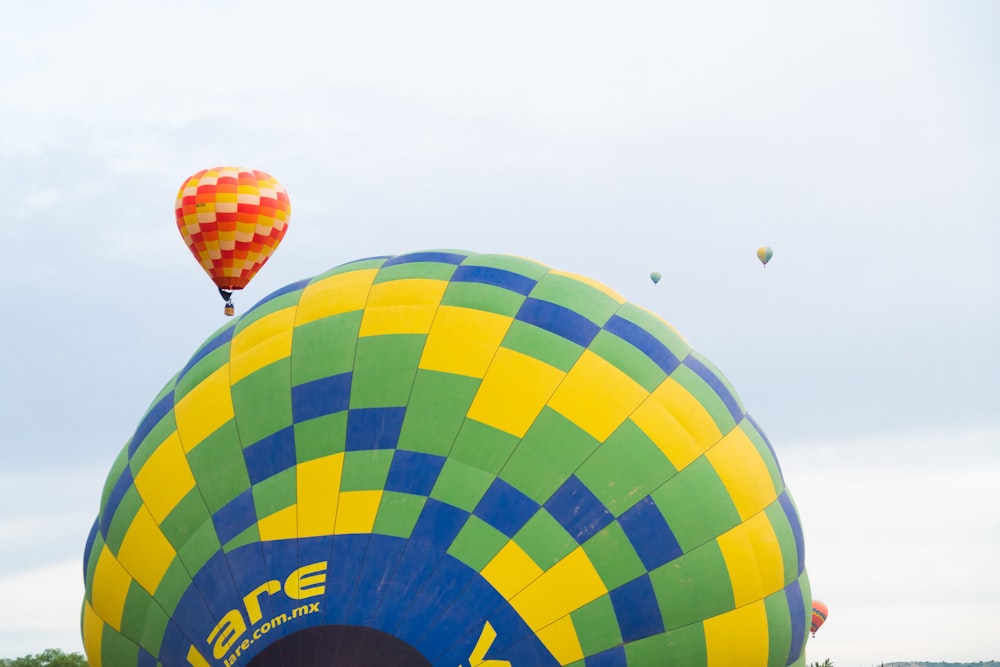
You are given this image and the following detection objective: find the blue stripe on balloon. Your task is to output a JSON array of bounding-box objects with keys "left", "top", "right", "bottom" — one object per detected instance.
[
  {"left": 450, "top": 265, "right": 537, "bottom": 295},
  {"left": 382, "top": 251, "right": 468, "bottom": 267},
  {"left": 585, "top": 646, "right": 627, "bottom": 667},
  {"left": 346, "top": 407, "right": 407, "bottom": 450},
  {"left": 603, "top": 314, "right": 680, "bottom": 375},
  {"left": 385, "top": 450, "right": 446, "bottom": 496},
  {"left": 127, "top": 390, "right": 175, "bottom": 458},
  {"left": 243, "top": 426, "right": 296, "bottom": 484},
  {"left": 784, "top": 578, "right": 807, "bottom": 665},
  {"left": 618, "top": 496, "right": 683, "bottom": 570},
  {"left": 177, "top": 325, "right": 235, "bottom": 381},
  {"left": 212, "top": 488, "right": 257, "bottom": 545},
  {"left": 99, "top": 466, "right": 133, "bottom": 537},
  {"left": 544, "top": 475, "right": 614, "bottom": 543},
  {"left": 515, "top": 298, "right": 599, "bottom": 348},
  {"left": 610, "top": 574, "right": 665, "bottom": 641},
  {"left": 682, "top": 355, "right": 743, "bottom": 423},
  {"left": 473, "top": 477, "right": 540, "bottom": 538},
  {"left": 779, "top": 491, "right": 806, "bottom": 576},
  {"left": 82, "top": 519, "right": 99, "bottom": 580},
  {"left": 291, "top": 372, "right": 352, "bottom": 423}
]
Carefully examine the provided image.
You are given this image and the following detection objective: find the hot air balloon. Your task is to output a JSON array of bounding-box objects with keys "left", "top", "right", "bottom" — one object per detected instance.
[
  {"left": 756, "top": 246, "right": 773, "bottom": 267},
  {"left": 83, "top": 250, "right": 811, "bottom": 667},
  {"left": 811, "top": 600, "right": 828, "bottom": 637},
  {"left": 649, "top": 271, "right": 661, "bottom": 284},
  {"left": 175, "top": 167, "right": 291, "bottom": 316}
]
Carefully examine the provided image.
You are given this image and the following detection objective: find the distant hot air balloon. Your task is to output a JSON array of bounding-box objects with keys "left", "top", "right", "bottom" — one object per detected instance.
[
  {"left": 756, "top": 246, "right": 773, "bottom": 267},
  {"left": 811, "top": 600, "right": 828, "bottom": 636},
  {"left": 650, "top": 271, "right": 662, "bottom": 284},
  {"left": 175, "top": 166, "right": 291, "bottom": 316}
]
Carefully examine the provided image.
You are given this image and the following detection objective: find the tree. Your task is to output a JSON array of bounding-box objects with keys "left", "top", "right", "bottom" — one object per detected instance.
[
  {"left": 0, "top": 649, "right": 88, "bottom": 667},
  {"left": 808, "top": 660, "right": 835, "bottom": 667}
]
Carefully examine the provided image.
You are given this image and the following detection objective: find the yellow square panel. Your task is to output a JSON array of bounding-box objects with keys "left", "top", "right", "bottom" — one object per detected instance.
[
  {"left": 509, "top": 546, "right": 607, "bottom": 631},
  {"left": 230, "top": 307, "right": 297, "bottom": 384},
  {"left": 258, "top": 505, "right": 298, "bottom": 541},
  {"left": 480, "top": 540, "right": 544, "bottom": 601},
  {"left": 116, "top": 506, "right": 177, "bottom": 595},
  {"left": 548, "top": 350, "right": 648, "bottom": 441},
  {"left": 419, "top": 306, "right": 513, "bottom": 378},
  {"left": 631, "top": 378, "right": 721, "bottom": 469},
  {"left": 81, "top": 601, "right": 103, "bottom": 667},
  {"left": 295, "top": 269, "right": 378, "bottom": 327},
  {"left": 175, "top": 365, "right": 234, "bottom": 453},
  {"left": 359, "top": 279, "right": 448, "bottom": 336},
  {"left": 91, "top": 545, "right": 132, "bottom": 631},
  {"left": 716, "top": 512, "right": 784, "bottom": 607},
  {"left": 134, "top": 432, "right": 195, "bottom": 523},
  {"left": 705, "top": 427, "right": 777, "bottom": 521},
  {"left": 467, "top": 348, "right": 565, "bottom": 438},
  {"left": 703, "top": 600, "right": 769, "bottom": 667},
  {"left": 334, "top": 490, "right": 383, "bottom": 534},
  {"left": 297, "top": 454, "right": 344, "bottom": 538},
  {"left": 535, "top": 615, "right": 584, "bottom": 666}
]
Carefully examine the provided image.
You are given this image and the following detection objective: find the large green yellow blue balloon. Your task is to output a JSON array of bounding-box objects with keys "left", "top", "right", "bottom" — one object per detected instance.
[{"left": 82, "top": 250, "right": 811, "bottom": 667}]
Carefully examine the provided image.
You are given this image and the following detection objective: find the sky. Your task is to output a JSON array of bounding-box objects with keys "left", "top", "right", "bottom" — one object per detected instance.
[{"left": 1, "top": 1, "right": 998, "bottom": 664}]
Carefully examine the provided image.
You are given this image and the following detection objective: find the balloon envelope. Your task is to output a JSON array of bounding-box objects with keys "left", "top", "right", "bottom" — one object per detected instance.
[
  {"left": 175, "top": 166, "right": 291, "bottom": 291},
  {"left": 756, "top": 246, "right": 773, "bottom": 266},
  {"left": 649, "top": 271, "right": 661, "bottom": 284},
  {"left": 83, "top": 250, "right": 811, "bottom": 667},
  {"left": 811, "top": 600, "right": 828, "bottom": 636}
]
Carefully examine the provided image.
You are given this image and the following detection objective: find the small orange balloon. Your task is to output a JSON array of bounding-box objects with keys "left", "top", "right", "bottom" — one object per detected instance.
[
  {"left": 175, "top": 167, "right": 290, "bottom": 314},
  {"left": 811, "top": 599, "right": 828, "bottom": 636}
]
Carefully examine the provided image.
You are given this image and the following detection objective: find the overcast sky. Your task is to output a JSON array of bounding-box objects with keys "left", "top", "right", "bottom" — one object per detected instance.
[{"left": 1, "top": 1, "right": 998, "bottom": 664}]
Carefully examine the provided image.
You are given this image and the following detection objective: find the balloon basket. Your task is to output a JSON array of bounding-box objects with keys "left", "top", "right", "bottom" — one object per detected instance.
[{"left": 224, "top": 305, "right": 235, "bottom": 317}]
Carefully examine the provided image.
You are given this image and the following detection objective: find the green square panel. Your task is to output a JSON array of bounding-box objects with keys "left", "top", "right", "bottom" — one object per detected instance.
[
  {"left": 176, "top": 517, "right": 221, "bottom": 574},
  {"left": 650, "top": 541, "right": 733, "bottom": 630},
  {"left": 233, "top": 293, "right": 303, "bottom": 331},
  {"left": 611, "top": 302, "right": 692, "bottom": 363},
  {"left": 290, "top": 311, "right": 363, "bottom": 385},
  {"left": 527, "top": 273, "right": 620, "bottom": 326},
  {"left": 447, "top": 515, "right": 508, "bottom": 571},
  {"left": 440, "top": 281, "right": 526, "bottom": 318},
  {"left": 340, "top": 450, "right": 393, "bottom": 491},
  {"left": 350, "top": 334, "right": 426, "bottom": 408},
  {"left": 84, "top": 531, "right": 106, "bottom": 597},
  {"left": 152, "top": 558, "right": 193, "bottom": 615},
  {"left": 668, "top": 364, "right": 737, "bottom": 436},
  {"left": 373, "top": 491, "right": 426, "bottom": 538},
  {"left": 570, "top": 594, "right": 622, "bottom": 657},
  {"left": 294, "top": 412, "right": 348, "bottom": 463},
  {"left": 159, "top": 489, "right": 212, "bottom": 550},
  {"left": 373, "top": 261, "right": 459, "bottom": 283},
  {"left": 119, "top": 581, "right": 153, "bottom": 645},
  {"left": 576, "top": 418, "right": 677, "bottom": 517},
  {"left": 581, "top": 521, "right": 646, "bottom": 590},
  {"left": 627, "top": 623, "right": 707, "bottom": 665},
  {"left": 587, "top": 329, "right": 668, "bottom": 392},
  {"left": 430, "top": 459, "right": 494, "bottom": 512},
  {"left": 449, "top": 420, "right": 521, "bottom": 475},
  {"left": 185, "top": 421, "right": 251, "bottom": 513},
  {"left": 500, "top": 320, "right": 583, "bottom": 372},
  {"left": 764, "top": 589, "right": 793, "bottom": 667},
  {"left": 231, "top": 359, "right": 293, "bottom": 446},
  {"left": 173, "top": 343, "right": 230, "bottom": 402},
  {"left": 397, "top": 370, "right": 481, "bottom": 456},
  {"left": 140, "top": 597, "right": 170, "bottom": 656},
  {"left": 101, "top": 624, "right": 139, "bottom": 667},
  {"left": 513, "top": 510, "right": 575, "bottom": 570},
  {"left": 253, "top": 467, "right": 297, "bottom": 517},
  {"left": 500, "top": 408, "right": 601, "bottom": 504},
  {"left": 104, "top": 486, "right": 142, "bottom": 555},
  {"left": 651, "top": 457, "right": 741, "bottom": 552}
]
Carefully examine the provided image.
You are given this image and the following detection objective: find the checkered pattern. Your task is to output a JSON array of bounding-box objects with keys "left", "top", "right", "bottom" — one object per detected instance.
[
  {"left": 83, "top": 251, "right": 812, "bottom": 667},
  {"left": 174, "top": 167, "right": 290, "bottom": 290}
]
